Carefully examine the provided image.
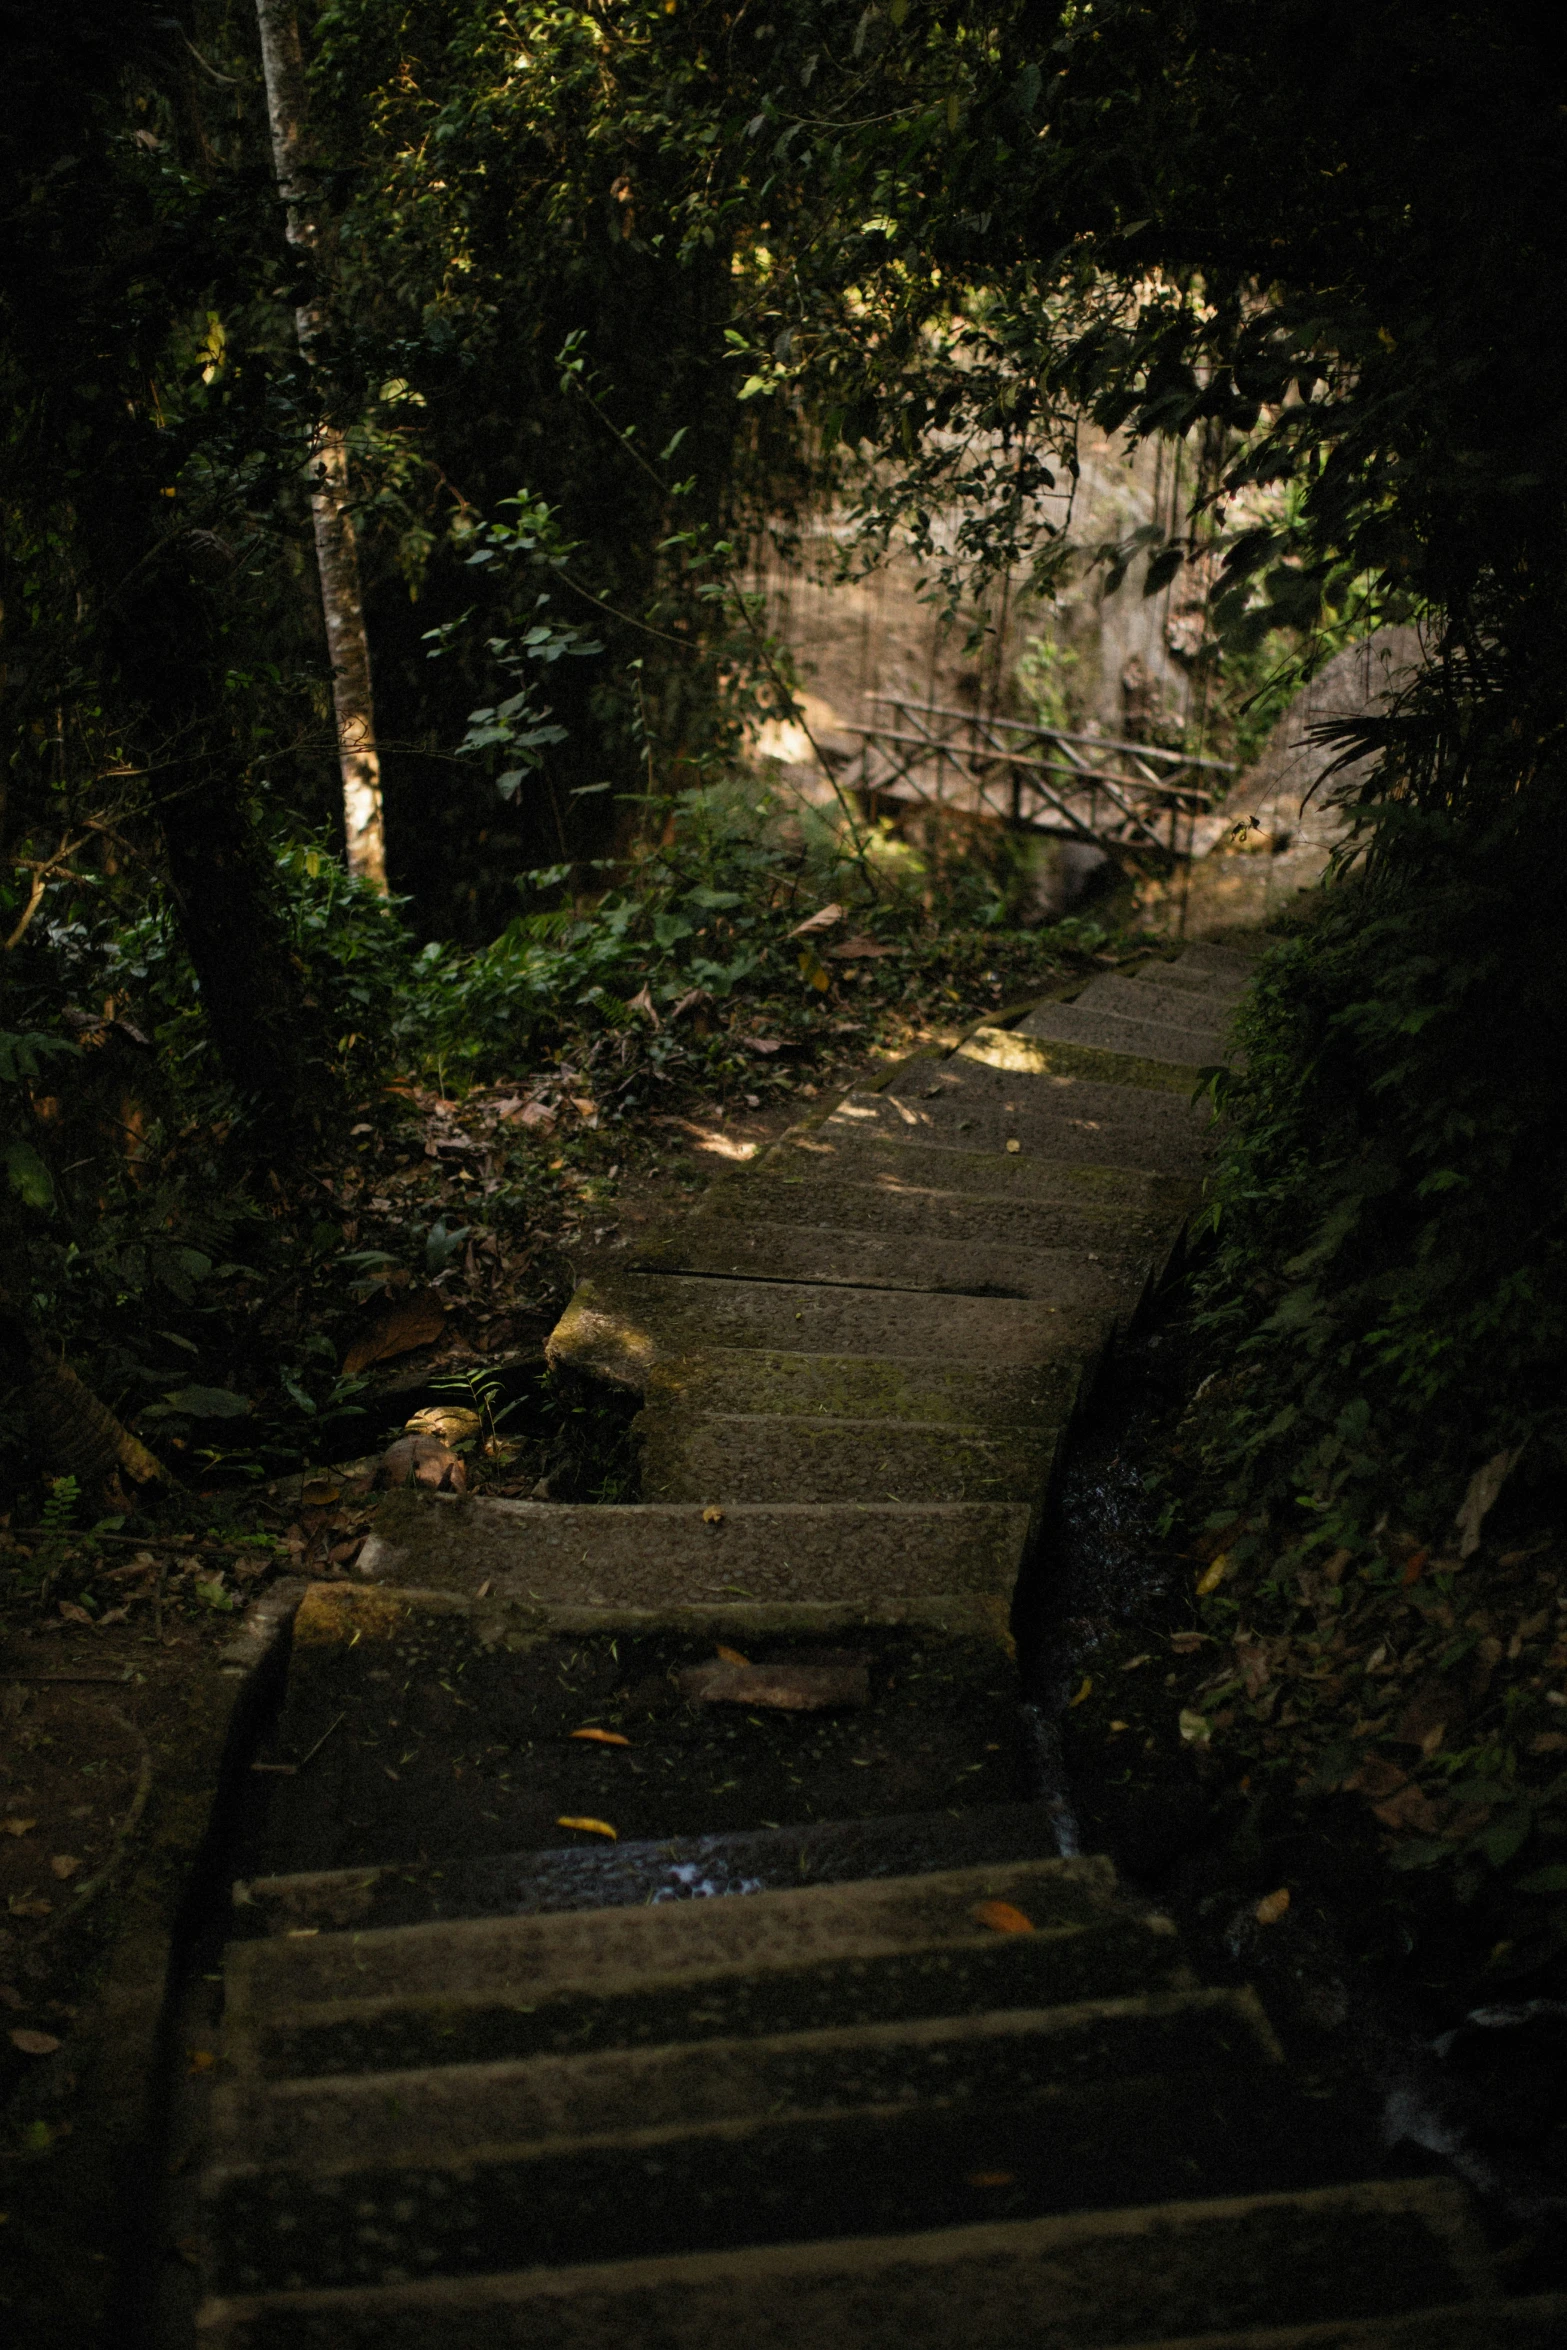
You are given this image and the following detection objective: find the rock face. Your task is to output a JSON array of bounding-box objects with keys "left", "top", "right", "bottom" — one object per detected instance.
[
  {"left": 1149, "top": 627, "right": 1424, "bottom": 934},
  {"left": 186, "top": 947, "right": 1567, "bottom": 2348}
]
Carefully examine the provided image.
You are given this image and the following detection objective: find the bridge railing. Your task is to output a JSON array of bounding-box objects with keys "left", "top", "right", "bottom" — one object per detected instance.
[{"left": 843, "top": 695, "right": 1236, "bottom": 867}]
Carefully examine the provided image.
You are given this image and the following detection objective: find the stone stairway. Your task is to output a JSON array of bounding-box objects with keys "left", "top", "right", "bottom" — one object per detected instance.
[{"left": 189, "top": 945, "right": 1567, "bottom": 2346}]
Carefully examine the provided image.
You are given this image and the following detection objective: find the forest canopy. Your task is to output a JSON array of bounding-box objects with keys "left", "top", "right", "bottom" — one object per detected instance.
[{"left": 2, "top": 0, "right": 1565, "bottom": 1542}]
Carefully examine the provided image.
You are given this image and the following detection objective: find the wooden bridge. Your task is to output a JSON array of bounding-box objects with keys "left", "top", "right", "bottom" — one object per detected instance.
[{"left": 844, "top": 693, "right": 1236, "bottom": 867}]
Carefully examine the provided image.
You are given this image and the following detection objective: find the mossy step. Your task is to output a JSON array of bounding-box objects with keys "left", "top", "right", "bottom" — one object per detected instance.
[
  {"left": 635, "top": 1407, "right": 1063, "bottom": 1507},
  {"left": 192, "top": 2180, "right": 1510, "bottom": 2350},
  {"left": 211, "top": 1987, "right": 1278, "bottom": 2188},
  {"left": 642, "top": 1345, "right": 1084, "bottom": 1430},
  {"left": 202, "top": 2058, "right": 1383, "bottom": 2295},
  {"left": 356, "top": 1492, "right": 1030, "bottom": 1618},
  {"left": 818, "top": 1079, "right": 1213, "bottom": 1176},
  {"left": 232, "top": 1802, "right": 1079, "bottom": 1939},
  {"left": 610, "top": 1217, "right": 1147, "bottom": 1313},
  {"left": 1132, "top": 951, "right": 1257, "bottom": 1002},
  {"left": 546, "top": 1270, "right": 1107, "bottom": 1389},
  {"left": 1013, "top": 997, "right": 1229, "bottom": 1072},
  {"left": 762, "top": 1126, "right": 1203, "bottom": 1213},
  {"left": 693, "top": 1168, "right": 1173, "bottom": 1261}
]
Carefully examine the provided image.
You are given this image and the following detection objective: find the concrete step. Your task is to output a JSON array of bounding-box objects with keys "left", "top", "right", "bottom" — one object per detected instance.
[
  {"left": 762, "top": 1122, "right": 1202, "bottom": 1213},
  {"left": 545, "top": 1268, "right": 1107, "bottom": 1389},
  {"left": 635, "top": 1406, "right": 1061, "bottom": 1506},
  {"left": 1078, "top": 971, "right": 1237, "bottom": 1045},
  {"left": 818, "top": 1078, "right": 1213, "bottom": 1177},
  {"left": 201, "top": 2054, "right": 1386, "bottom": 2295},
  {"left": 643, "top": 1344, "right": 1085, "bottom": 1428},
  {"left": 692, "top": 1164, "right": 1174, "bottom": 1259},
  {"left": 608, "top": 1214, "right": 1150, "bottom": 1312},
  {"left": 642, "top": 1344, "right": 1085, "bottom": 1431},
  {"left": 355, "top": 1492, "right": 1031, "bottom": 1626},
  {"left": 1142, "top": 939, "right": 1262, "bottom": 985},
  {"left": 232, "top": 1804, "right": 1086, "bottom": 1937},
  {"left": 1014, "top": 997, "right": 1231, "bottom": 1072},
  {"left": 225, "top": 1875, "right": 1188, "bottom": 2084},
  {"left": 214, "top": 1985, "right": 1278, "bottom": 2178},
  {"left": 192, "top": 2182, "right": 1539, "bottom": 2350}
]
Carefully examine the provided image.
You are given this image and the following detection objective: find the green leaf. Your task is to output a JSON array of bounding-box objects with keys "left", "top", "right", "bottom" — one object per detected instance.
[
  {"left": 163, "top": 1386, "right": 252, "bottom": 1419},
  {"left": 1515, "top": 1865, "right": 1567, "bottom": 1895},
  {"left": 3, "top": 1138, "right": 53, "bottom": 1209}
]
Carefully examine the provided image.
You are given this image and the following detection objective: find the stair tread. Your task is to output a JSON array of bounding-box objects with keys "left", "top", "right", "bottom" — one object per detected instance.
[
  {"left": 232, "top": 1808, "right": 1100, "bottom": 1937},
  {"left": 192, "top": 2183, "right": 1507, "bottom": 2350}
]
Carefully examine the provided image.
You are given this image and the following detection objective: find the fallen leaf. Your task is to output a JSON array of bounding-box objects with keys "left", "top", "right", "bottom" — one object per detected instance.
[
  {"left": 1394, "top": 1678, "right": 1467, "bottom": 1749},
  {"left": 2, "top": 1820, "right": 36, "bottom": 1839},
  {"left": 0, "top": 1984, "right": 23, "bottom": 2009},
  {"left": 827, "top": 936, "right": 900, "bottom": 959},
  {"left": 7, "top": 1896, "right": 51, "bottom": 1918},
  {"left": 556, "top": 1816, "right": 617, "bottom": 1839},
  {"left": 701, "top": 1505, "right": 725, "bottom": 1525},
  {"left": 1453, "top": 1446, "right": 1524, "bottom": 1559},
  {"left": 1178, "top": 1708, "right": 1212, "bottom": 1746},
  {"left": 1400, "top": 1546, "right": 1430, "bottom": 1588},
  {"left": 1195, "top": 1552, "right": 1230, "bottom": 1596},
  {"left": 739, "top": 1036, "right": 784, "bottom": 1054},
  {"left": 1255, "top": 1887, "right": 1291, "bottom": 1926},
  {"left": 1170, "top": 1631, "right": 1209, "bottom": 1654},
  {"left": 48, "top": 1856, "right": 82, "bottom": 1881},
  {"left": 188, "top": 2049, "right": 216, "bottom": 2074},
  {"left": 966, "top": 2171, "right": 1017, "bottom": 2187},
  {"left": 1372, "top": 1783, "right": 1446, "bottom": 1835},
  {"left": 1067, "top": 1675, "right": 1092, "bottom": 1707},
  {"left": 342, "top": 1289, "right": 449, "bottom": 1376},
  {"left": 787, "top": 902, "right": 845, "bottom": 938},
  {"left": 1530, "top": 1733, "right": 1567, "bottom": 1754},
  {"left": 56, "top": 1601, "right": 94, "bottom": 1626},
  {"left": 570, "top": 1728, "right": 630, "bottom": 1747},
  {"left": 1108, "top": 1719, "right": 1129, "bottom": 1732},
  {"left": 9, "top": 2029, "right": 60, "bottom": 2057},
  {"left": 374, "top": 1434, "right": 467, "bottom": 1493},
  {"left": 626, "top": 982, "right": 661, "bottom": 1029},
  {"left": 1004, "top": 1138, "right": 1022, "bottom": 1154},
  {"left": 97, "top": 1604, "right": 131, "bottom": 1626},
  {"left": 972, "top": 1900, "right": 1035, "bottom": 1935},
  {"left": 512, "top": 1100, "right": 556, "bottom": 1130},
  {"left": 569, "top": 1096, "right": 597, "bottom": 1118},
  {"left": 1122, "top": 1653, "right": 1151, "bottom": 1672},
  {"left": 679, "top": 1660, "right": 869, "bottom": 1712},
  {"left": 715, "top": 1644, "right": 751, "bottom": 1666}
]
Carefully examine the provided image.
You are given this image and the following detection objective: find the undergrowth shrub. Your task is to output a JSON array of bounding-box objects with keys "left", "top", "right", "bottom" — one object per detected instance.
[{"left": 1192, "top": 801, "right": 1567, "bottom": 1555}]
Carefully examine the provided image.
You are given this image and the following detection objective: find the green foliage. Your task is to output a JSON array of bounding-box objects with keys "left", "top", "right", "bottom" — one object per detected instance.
[{"left": 1191, "top": 801, "right": 1567, "bottom": 1543}]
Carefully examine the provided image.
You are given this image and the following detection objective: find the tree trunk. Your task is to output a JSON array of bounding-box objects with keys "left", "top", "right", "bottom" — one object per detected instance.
[{"left": 254, "top": 0, "right": 388, "bottom": 893}]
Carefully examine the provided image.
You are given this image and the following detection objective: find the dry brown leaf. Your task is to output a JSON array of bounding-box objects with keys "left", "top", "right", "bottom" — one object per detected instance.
[
  {"left": 827, "top": 937, "right": 900, "bottom": 959},
  {"left": 342, "top": 1289, "right": 448, "bottom": 1376},
  {"left": 8, "top": 1895, "right": 52, "bottom": 1918},
  {"left": 2, "top": 1819, "right": 37, "bottom": 1839},
  {"left": 786, "top": 901, "right": 845, "bottom": 938},
  {"left": 0, "top": 1984, "right": 23, "bottom": 2009},
  {"left": 56, "top": 1601, "right": 94, "bottom": 1626},
  {"left": 374, "top": 1434, "right": 467, "bottom": 1493},
  {"left": 512, "top": 1100, "right": 556, "bottom": 1130},
  {"left": 1178, "top": 1708, "right": 1212, "bottom": 1746},
  {"left": 570, "top": 1728, "right": 630, "bottom": 1747},
  {"left": 10, "top": 2028, "right": 61, "bottom": 2056},
  {"left": 715, "top": 1644, "right": 751, "bottom": 1666},
  {"left": 1195, "top": 1553, "right": 1230, "bottom": 1596},
  {"left": 556, "top": 1816, "right": 617, "bottom": 1839},
  {"left": 679, "top": 1660, "right": 868, "bottom": 1712},
  {"left": 972, "top": 1900, "right": 1035, "bottom": 1936},
  {"left": 1169, "top": 1631, "right": 1209, "bottom": 1654},
  {"left": 701, "top": 1505, "right": 725, "bottom": 1525},
  {"left": 569, "top": 1095, "right": 597, "bottom": 1118},
  {"left": 188, "top": 2048, "right": 216, "bottom": 2074},
  {"left": 49, "top": 1856, "right": 82, "bottom": 1881},
  {"left": 1067, "top": 1675, "right": 1092, "bottom": 1708},
  {"left": 1254, "top": 1887, "right": 1291, "bottom": 1926}
]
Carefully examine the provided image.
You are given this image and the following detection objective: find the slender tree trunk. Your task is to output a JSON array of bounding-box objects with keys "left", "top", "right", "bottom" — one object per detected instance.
[{"left": 254, "top": 0, "right": 388, "bottom": 892}]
